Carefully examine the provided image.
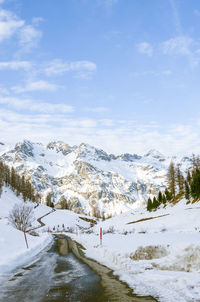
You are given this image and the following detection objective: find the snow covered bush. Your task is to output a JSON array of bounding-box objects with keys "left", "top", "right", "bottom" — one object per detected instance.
[
  {"left": 160, "top": 227, "right": 167, "bottom": 232},
  {"left": 153, "top": 245, "right": 200, "bottom": 272},
  {"left": 131, "top": 245, "right": 168, "bottom": 260},
  {"left": 138, "top": 227, "right": 147, "bottom": 234},
  {"left": 103, "top": 225, "right": 115, "bottom": 234},
  {"left": 121, "top": 228, "right": 135, "bottom": 235},
  {"left": 67, "top": 227, "right": 75, "bottom": 233},
  {"left": 85, "top": 228, "right": 94, "bottom": 234},
  {"left": 8, "top": 203, "right": 35, "bottom": 232}
]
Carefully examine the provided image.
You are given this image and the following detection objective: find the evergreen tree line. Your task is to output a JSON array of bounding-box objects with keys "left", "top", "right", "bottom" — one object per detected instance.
[
  {"left": 184, "top": 155, "right": 200, "bottom": 201},
  {"left": 147, "top": 188, "right": 172, "bottom": 211},
  {"left": 45, "top": 192, "right": 54, "bottom": 208},
  {"left": 0, "top": 160, "right": 39, "bottom": 203},
  {"left": 147, "top": 154, "right": 200, "bottom": 211}
]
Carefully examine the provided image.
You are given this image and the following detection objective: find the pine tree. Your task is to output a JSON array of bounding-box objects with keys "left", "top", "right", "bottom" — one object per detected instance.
[
  {"left": 165, "top": 188, "right": 172, "bottom": 202},
  {"left": 11, "top": 167, "right": 16, "bottom": 191},
  {"left": 167, "top": 162, "right": 176, "bottom": 198},
  {"left": 184, "top": 181, "right": 190, "bottom": 201},
  {"left": 46, "top": 193, "right": 54, "bottom": 207},
  {"left": 192, "top": 154, "right": 200, "bottom": 171},
  {"left": 190, "top": 170, "right": 200, "bottom": 199},
  {"left": 176, "top": 164, "right": 184, "bottom": 194},
  {"left": 15, "top": 174, "right": 21, "bottom": 196},
  {"left": 21, "top": 175, "right": 27, "bottom": 202},
  {"left": 4, "top": 165, "right": 10, "bottom": 186},
  {"left": 0, "top": 160, "right": 36, "bottom": 203},
  {"left": 0, "top": 162, "right": 2, "bottom": 198},
  {"left": 162, "top": 194, "right": 166, "bottom": 205},
  {"left": 152, "top": 196, "right": 159, "bottom": 209},
  {"left": 158, "top": 191, "right": 163, "bottom": 204},
  {"left": 147, "top": 198, "right": 153, "bottom": 211},
  {"left": 186, "top": 170, "right": 191, "bottom": 183}
]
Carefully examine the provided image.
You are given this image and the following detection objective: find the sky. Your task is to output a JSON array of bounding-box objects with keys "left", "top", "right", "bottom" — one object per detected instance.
[{"left": 0, "top": 0, "right": 200, "bottom": 155}]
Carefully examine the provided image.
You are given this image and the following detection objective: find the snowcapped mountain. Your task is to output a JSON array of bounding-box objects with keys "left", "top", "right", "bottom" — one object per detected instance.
[{"left": 0, "top": 140, "right": 192, "bottom": 217}]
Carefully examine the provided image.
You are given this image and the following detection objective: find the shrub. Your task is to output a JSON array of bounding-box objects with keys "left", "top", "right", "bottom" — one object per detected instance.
[{"left": 8, "top": 203, "right": 35, "bottom": 232}]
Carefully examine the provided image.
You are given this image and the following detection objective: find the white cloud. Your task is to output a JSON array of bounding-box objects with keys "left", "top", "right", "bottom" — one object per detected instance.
[
  {"left": 162, "top": 36, "right": 193, "bottom": 55},
  {"left": 0, "top": 9, "right": 24, "bottom": 42},
  {"left": 0, "top": 5, "right": 42, "bottom": 52},
  {"left": 31, "top": 103, "right": 74, "bottom": 114},
  {"left": 44, "top": 60, "right": 69, "bottom": 76},
  {"left": 0, "top": 85, "right": 9, "bottom": 95},
  {"left": 137, "top": 42, "right": 153, "bottom": 56},
  {"left": 44, "top": 59, "right": 97, "bottom": 78},
  {"left": 0, "top": 104, "right": 199, "bottom": 156},
  {"left": 69, "top": 61, "right": 96, "bottom": 71},
  {"left": 0, "top": 61, "right": 32, "bottom": 70},
  {"left": 0, "top": 59, "right": 97, "bottom": 79},
  {"left": 78, "top": 119, "right": 97, "bottom": 128},
  {"left": 12, "top": 80, "right": 59, "bottom": 94},
  {"left": 100, "top": 119, "right": 113, "bottom": 126},
  {"left": 19, "top": 25, "right": 42, "bottom": 51},
  {"left": 0, "top": 96, "right": 74, "bottom": 113},
  {"left": 162, "top": 36, "right": 200, "bottom": 66}
]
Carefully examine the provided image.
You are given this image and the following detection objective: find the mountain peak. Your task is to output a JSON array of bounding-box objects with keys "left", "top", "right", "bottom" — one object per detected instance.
[
  {"left": 77, "top": 143, "right": 111, "bottom": 161},
  {"left": 144, "top": 149, "right": 164, "bottom": 159},
  {"left": 119, "top": 153, "right": 141, "bottom": 162},
  {"left": 15, "top": 140, "right": 34, "bottom": 157},
  {"left": 47, "top": 141, "right": 73, "bottom": 155}
]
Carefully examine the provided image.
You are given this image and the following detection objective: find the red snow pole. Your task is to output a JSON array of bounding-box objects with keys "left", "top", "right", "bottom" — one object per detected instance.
[
  {"left": 24, "top": 231, "right": 29, "bottom": 249},
  {"left": 100, "top": 227, "right": 102, "bottom": 245}
]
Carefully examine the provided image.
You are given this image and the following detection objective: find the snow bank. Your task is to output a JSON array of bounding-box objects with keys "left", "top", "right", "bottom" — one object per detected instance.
[
  {"left": 131, "top": 245, "right": 168, "bottom": 260},
  {"left": 153, "top": 245, "right": 200, "bottom": 272},
  {"left": 67, "top": 199, "right": 200, "bottom": 302},
  {"left": 0, "top": 220, "right": 52, "bottom": 274},
  {"left": 0, "top": 187, "right": 53, "bottom": 274}
]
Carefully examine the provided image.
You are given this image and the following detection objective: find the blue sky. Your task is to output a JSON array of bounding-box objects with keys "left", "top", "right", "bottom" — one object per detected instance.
[{"left": 0, "top": 0, "right": 200, "bottom": 155}]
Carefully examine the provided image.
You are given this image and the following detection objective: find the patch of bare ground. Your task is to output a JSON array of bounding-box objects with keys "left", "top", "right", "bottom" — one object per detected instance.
[
  {"left": 79, "top": 216, "right": 97, "bottom": 225},
  {"left": 127, "top": 214, "right": 169, "bottom": 225}
]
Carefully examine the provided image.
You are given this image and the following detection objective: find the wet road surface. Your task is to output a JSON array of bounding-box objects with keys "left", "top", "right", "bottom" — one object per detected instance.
[{"left": 0, "top": 237, "right": 156, "bottom": 302}]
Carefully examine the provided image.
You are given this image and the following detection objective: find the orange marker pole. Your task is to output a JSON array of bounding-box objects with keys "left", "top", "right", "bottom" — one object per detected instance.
[{"left": 100, "top": 227, "right": 102, "bottom": 245}]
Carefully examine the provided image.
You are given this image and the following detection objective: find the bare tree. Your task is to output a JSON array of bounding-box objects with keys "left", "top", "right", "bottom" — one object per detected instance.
[
  {"left": 8, "top": 203, "right": 35, "bottom": 231},
  {"left": 60, "top": 197, "right": 68, "bottom": 209},
  {"left": 176, "top": 164, "right": 184, "bottom": 194},
  {"left": 167, "top": 161, "right": 176, "bottom": 198}
]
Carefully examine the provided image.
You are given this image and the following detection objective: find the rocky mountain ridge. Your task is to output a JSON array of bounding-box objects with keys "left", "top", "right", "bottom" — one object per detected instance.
[{"left": 0, "top": 140, "right": 192, "bottom": 217}]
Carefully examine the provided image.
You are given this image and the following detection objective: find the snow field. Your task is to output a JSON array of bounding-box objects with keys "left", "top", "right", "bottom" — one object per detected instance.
[
  {"left": 41, "top": 208, "right": 92, "bottom": 231},
  {"left": 0, "top": 220, "right": 52, "bottom": 274},
  {"left": 0, "top": 188, "right": 53, "bottom": 274},
  {"left": 67, "top": 200, "right": 200, "bottom": 302},
  {"left": 0, "top": 186, "right": 93, "bottom": 274},
  {"left": 1, "top": 185, "right": 200, "bottom": 301}
]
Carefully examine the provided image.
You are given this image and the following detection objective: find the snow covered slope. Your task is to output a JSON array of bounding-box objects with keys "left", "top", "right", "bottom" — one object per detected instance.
[
  {"left": 0, "top": 140, "right": 192, "bottom": 217},
  {"left": 0, "top": 187, "right": 52, "bottom": 274},
  {"left": 69, "top": 199, "right": 200, "bottom": 302},
  {"left": 0, "top": 186, "right": 95, "bottom": 274}
]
